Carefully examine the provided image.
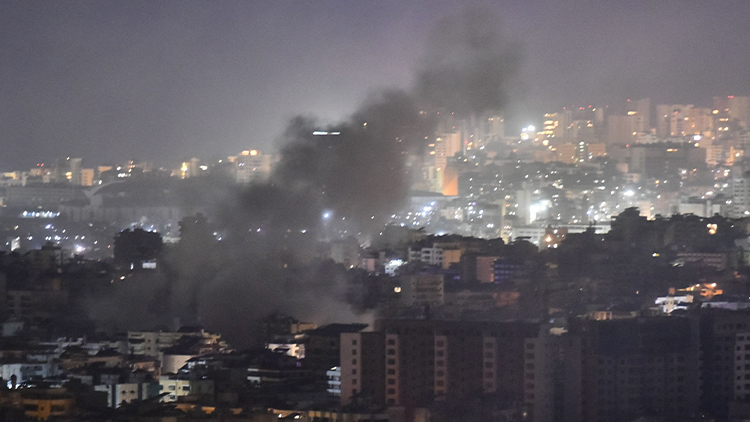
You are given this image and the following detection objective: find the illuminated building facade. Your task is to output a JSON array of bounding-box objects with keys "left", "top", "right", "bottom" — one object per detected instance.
[
  {"left": 340, "top": 319, "right": 538, "bottom": 409},
  {"left": 234, "top": 149, "right": 274, "bottom": 184}
]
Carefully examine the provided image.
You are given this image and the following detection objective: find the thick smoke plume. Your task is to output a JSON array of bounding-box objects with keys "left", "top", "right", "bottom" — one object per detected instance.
[
  {"left": 272, "top": 90, "right": 434, "bottom": 233},
  {"left": 417, "top": 6, "right": 521, "bottom": 117},
  {"left": 86, "top": 6, "right": 521, "bottom": 346}
]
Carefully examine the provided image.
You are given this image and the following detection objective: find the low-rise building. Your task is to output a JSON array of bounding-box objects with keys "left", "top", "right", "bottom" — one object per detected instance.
[
  {"left": 158, "top": 375, "right": 214, "bottom": 403},
  {"left": 94, "top": 382, "right": 160, "bottom": 408},
  {"left": 399, "top": 274, "right": 444, "bottom": 307},
  {"left": 21, "top": 389, "right": 74, "bottom": 420}
]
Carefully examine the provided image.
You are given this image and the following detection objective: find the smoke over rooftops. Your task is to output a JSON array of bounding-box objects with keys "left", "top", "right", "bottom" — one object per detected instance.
[
  {"left": 86, "top": 6, "right": 522, "bottom": 347},
  {"left": 416, "top": 6, "right": 521, "bottom": 118}
]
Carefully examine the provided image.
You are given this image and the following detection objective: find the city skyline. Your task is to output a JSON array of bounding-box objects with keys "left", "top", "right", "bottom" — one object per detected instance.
[{"left": 6, "top": 3, "right": 750, "bottom": 421}]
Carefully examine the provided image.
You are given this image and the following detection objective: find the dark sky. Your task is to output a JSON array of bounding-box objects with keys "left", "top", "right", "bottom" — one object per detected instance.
[{"left": 1, "top": 0, "right": 749, "bottom": 170}]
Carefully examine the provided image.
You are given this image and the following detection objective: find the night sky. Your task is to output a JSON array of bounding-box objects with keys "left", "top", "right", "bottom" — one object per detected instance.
[{"left": 1, "top": 0, "right": 749, "bottom": 170}]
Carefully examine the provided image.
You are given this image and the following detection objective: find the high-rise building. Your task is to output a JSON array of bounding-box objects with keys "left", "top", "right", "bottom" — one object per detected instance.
[
  {"left": 728, "top": 96, "right": 750, "bottom": 128},
  {"left": 340, "top": 332, "right": 385, "bottom": 406},
  {"left": 606, "top": 115, "right": 638, "bottom": 145},
  {"left": 80, "top": 169, "right": 94, "bottom": 187},
  {"left": 673, "top": 111, "right": 687, "bottom": 137},
  {"left": 550, "top": 141, "right": 607, "bottom": 164},
  {"left": 524, "top": 328, "right": 581, "bottom": 422},
  {"left": 625, "top": 98, "right": 651, "bottom": 134},
  {"left": 52, "top": 157, "right": 83, "bottom": 184},
  {"left": 516, "top": 184, "right": 533, "bottom": 225},
  {"left": 712, "top": 95, "right": 750, "bottom": 132},
  {"left": 713, "top": 96, "right": 730, "bottom": 115},
  {"left": 699, "top": 309, "right": 750, "bottom": 417},
  {"left": 441, "top": 165, "right": 459, "bottom": 196},
  {"left": 542, "top": 113, "right": 568, "bottom": 144},
  {"left": 626, "top": 144, "right": 706, "bottom": 178},
  {"left": 370, "top": 319, "right": 539, "bottom": 408},
  {"left": 306, "top": 323, "right": 368, "bottom": 377},
  {"left": 339, "top": 319, "right": 539, "bottom": 412},
  {"left": 655, "top": 105, "right": 669, "bottom": 138},
  {"left": 568, "top": 119, "right": 598, "bottom": 142},
  {"left": 234, "top": 150, "right": 274, "bottom": 184},
  {"left": 571, "top": 317, "right": 700, "bottom": 422},
  {"left": 636, "top": 98, "right": 651, "bottom": 132},
  {"left": 434, "top": 133, "right": 461, "bottom": 171},
  {"left": 656, "top": 105, "right": 715, "bottom": 139},
  {"left": 398, "top": 274, "right": 444, "bottom": 307},
  {"left": 685, "top": 107, "right": 714, "bottom": 137},
  {"left": 656, "top": 105, "right": 688, "bottom": 138},
  {"left": 68, "top": 158, "right": 82, "bottom": 185},
  {"left": 729, "top": 165, "right": 750, "bottom": 217},
  {"left": 486, "top": 115, "right": 505, "bottom": 141}
]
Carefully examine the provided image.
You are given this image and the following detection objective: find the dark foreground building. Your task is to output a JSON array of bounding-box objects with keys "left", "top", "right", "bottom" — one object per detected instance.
[
  {"left": 340, "top": 318, "right": 539, "bottom": 415},
  {"left": 571, "top": 316, "right": 700, "bottom": 422}
]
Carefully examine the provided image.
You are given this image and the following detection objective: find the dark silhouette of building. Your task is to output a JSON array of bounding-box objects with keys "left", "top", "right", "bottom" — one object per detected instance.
[
  {"left": 570, "top": 316, "right": 700, "bottom": 422},
  {"left": 340, "top": 318, "right": 539, "bottom": 413}
]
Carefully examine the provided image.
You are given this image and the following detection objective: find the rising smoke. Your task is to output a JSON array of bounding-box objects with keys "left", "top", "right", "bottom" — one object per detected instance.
[
  {"left": 272, "top": 90, "right": 434, "bottom": 233},
  {"left": 86, "top": 6, "right": 521, "bottom": 346},
  {"left": 416, "top": 6, "right": 521, "bottom": 118}
]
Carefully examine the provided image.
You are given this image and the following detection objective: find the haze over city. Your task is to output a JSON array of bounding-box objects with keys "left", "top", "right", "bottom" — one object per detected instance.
[
  {"left": 2, "top": 1, "right": 750, "bottom": 421},
  {"left": 2, "top": 0, "right": 750, "bottom": 168}
]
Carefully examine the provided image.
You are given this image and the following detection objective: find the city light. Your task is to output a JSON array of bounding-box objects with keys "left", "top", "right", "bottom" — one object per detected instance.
[{"left": 0, "top": 6, "right": 747, "bottom": 419}]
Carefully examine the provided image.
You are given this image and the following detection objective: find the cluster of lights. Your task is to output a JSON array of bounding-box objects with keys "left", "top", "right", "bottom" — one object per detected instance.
[
  {"left": 21, "top": 211, "right": 59, "bottom": 218},
  {"left": 520, "top": 125, "right": 536, "bottom": 141}
]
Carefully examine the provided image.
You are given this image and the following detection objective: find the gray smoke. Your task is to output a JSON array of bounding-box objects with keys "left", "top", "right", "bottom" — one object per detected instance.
[
  {"left": 416, "top": 6, "right": 521, "bottom": 117},
  {"left": 86, "top": 6, "right": 521, "bottom": 347},
  {"left": 272, "top": 90, "right": 434, "bottom": 233}
]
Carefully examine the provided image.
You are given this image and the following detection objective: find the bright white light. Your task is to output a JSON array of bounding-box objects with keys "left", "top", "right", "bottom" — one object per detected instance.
[
  {"left": 322, "top": 211, "right": 332, "bottom": 220},
  {"left": 623, "top": 190, "right": 635, "bottom": 197}
]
